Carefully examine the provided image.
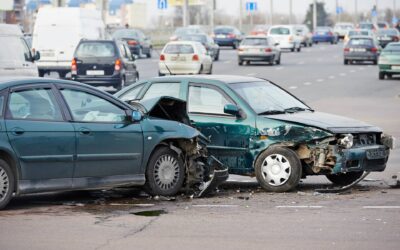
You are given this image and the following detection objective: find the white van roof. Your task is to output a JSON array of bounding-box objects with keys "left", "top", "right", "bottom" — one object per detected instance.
[
  {"left": 0, "top": 24, "right": 23, "bottom": 36},
  {"left": 35, "top": 7, "right": 102, "bottom": 26}
]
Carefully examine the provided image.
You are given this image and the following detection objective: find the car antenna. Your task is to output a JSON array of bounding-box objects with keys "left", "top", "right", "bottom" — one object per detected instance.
[{"left": 153, "top": 47, "right": 172, "bottom": 75}]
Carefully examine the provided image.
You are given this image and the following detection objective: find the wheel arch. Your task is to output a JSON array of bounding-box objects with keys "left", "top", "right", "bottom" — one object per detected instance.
[{"left": 0, "top": 148, "right": 20, "bottom": 194}]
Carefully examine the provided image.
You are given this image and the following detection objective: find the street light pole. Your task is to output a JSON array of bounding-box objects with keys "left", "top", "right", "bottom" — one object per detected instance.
[
  {"left": 270, "top": 0, "right": 274, "bottom": 25},
  {"left": 183, "top": 0, "right": 188, "bottom": 27},
  {"left": 210, "top": 0, "right": 215, "bottom": 30},
  {"left": 313, "top": 0, "right": 317, "bottom": 31}
]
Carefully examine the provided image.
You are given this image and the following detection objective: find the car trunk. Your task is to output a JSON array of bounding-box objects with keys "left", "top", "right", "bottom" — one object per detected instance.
[{"left": 76, "top": 57, "right": 116, "bottom": 76}]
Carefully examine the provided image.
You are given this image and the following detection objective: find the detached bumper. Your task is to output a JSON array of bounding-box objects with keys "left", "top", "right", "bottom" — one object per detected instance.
[{"left": 198, "top": 156, "right": 229, "bottom": 197}]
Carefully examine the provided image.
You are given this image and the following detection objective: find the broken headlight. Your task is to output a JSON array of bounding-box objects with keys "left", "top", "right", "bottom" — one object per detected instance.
[
  {"left": 381, "top": 134, "right": 396, "bottom": 150},
  {"left": 338, "top": 134, "right": 354, "bottom": 149}
]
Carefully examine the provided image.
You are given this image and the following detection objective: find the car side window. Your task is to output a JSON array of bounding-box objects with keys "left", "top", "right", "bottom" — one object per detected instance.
[
  {"left": 118, "top": 43, "right": 128, "bottom": 59},
  {"left": 8, "top": 88, "right": 63, "bottom": 121},
  {"left": 188, "top": 85, "right": 233, "bottom": 115},
  {"left": 119, "top": 83, "right": 145, "bottom": 101},
  {"left": 61, "top": 89, "right": 126, "bottom": 123},
  {"left": 123, "top": 44, "right": 133, "bottom": 59},
  {"left": 20, "top": 38, "right": 32, "bottom": 62},
  {"left": 142, "top": 82, "right": 180, "bottom": 100}
]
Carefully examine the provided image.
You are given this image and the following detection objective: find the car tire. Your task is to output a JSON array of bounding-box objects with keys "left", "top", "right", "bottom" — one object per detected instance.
[
  {"left": 344, "top": 59, "right": 348, "bottom": 65},
  {"left": 255, "top": 147, "right": 302, "bottom": 192},
  {"left": 291, "top": 47, "right": 295, "bottom": 52},
  {"left": 38, "top": 70, "right": 45, "bottom": 77},
  {"left": 276, "top": 54, "right": 281, "bottom": 65},
  {"left": 59, "top": 72, "right": 67, "bottom": 79},
  {"left": 326, "top": 171, "right": 364, "bottom": 186},
  {"left": 144, "top": 146, "right": 185, "bottom": 197},
  {"left": 198, "top": 65, "right": 203, "bottom": 74},
  {"left": 215, "top": 51, "right": 220, "bottom": 61},
  {"left": 309, "top": 42, "right": 313, "bottom": 47},
  {"left": 158, "top": 71, "right": 165, "bottom": 76},
  {"left": 146, "top": 48, "right": 152, "bottom": 58},
  {"left": 296, "top": 46, "right": 301, "bottom": 52},
  {"left": 207, "top": 65, "right": 213, "bottom": 74},
  {"left": 116, "top": 76, "right": 125, "bottom": 91},
  {"left": 0, "top": 159, "right": 14, "bottom": 210},
  {"left": 379, "top": 72, "right": 385, "bottom": 80},
  {"left": 373, "top": 60, "right": 377, "bottom": 65},
  {"left": 238, "top": 60, "right": 243, "bottom": 66},
  {"left": 387, "top": 73, "right": 393, "bottom": 79}
]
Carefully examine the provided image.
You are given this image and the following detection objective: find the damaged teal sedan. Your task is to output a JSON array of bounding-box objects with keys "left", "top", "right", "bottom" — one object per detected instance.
[
  {"left": 0, "top": 77, "right": 227, "bottom": 209},
  {"left": 116, "top": 75, "right": 395, "bottom": 192}
]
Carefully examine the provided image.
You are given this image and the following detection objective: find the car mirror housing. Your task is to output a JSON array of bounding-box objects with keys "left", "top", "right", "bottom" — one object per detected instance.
[
  {"left": 224, "top": 104, "right": 240, "bottom": 117},
  {"left": 131, "top": 110, "right": 142, "bottom": 122}
]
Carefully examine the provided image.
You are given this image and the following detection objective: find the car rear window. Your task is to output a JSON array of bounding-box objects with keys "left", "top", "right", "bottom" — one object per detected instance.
[
  {"left": 76, "top": 42, "right": 116, "bottom": 57},
  {"left": 360, "top": 23, "right": 374, "bottom": 30},
  {"left": 270, "top": 27, "right": 290, "bottom": 35},
  {"left": 378, "top": 29, "right": 399, "bottom": 36},
  {"left": 164, "top": 44, "right": 194, "bottom": 54},
  {"left": 214, "top": 27, "right": 234, "bottom": 34},
  {"left": 113, "top": 29, "right": 139, "bottom": 39},
  {"left": 349, "top": 38, "right": 373, "bottom": 46},
  {"left": 384, "top": 44, "right": 400, "bottom": 52},
  {"left": 241, "top": 38, "right": 268, "bottom": 46},
  {"left": 180, "top": 35, "right": 207, "bottom": 44}
]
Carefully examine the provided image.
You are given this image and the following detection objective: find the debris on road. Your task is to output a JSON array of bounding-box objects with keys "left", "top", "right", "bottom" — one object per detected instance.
[{"left": 388, "top": 174, "right": 400, "bottom": 188}]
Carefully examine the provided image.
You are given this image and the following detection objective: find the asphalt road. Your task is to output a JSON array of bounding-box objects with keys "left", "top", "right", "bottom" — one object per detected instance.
[{"left": 1, "top": 42, "right": 399, "bottom": 250}]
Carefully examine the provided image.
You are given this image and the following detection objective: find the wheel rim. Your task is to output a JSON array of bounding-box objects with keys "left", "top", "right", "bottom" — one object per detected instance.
[
  {"left": 0, "top": 166, "right": 10, "bottom": 202},
  {"left": 261, "top": 154, "right": 291, "bottom": 186},
  {"left": 154, "top": 154, "right": 180, "bottom": 190}
]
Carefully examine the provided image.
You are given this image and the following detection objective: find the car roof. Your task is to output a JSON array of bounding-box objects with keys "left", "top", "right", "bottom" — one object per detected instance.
[
  {"left": 147, "top": 75, "right": 265, "bottom": 85},
  {"left": 349, "top": 35, "right": 373, "bottom": 39},
  {"left": 0, "top": 23, "right": 23, "bottom": 36},
  {"left": 244, "top": 35, "right": 268, "bottom": 39},
  {"left": 165, "top": 41, "right": 201, "bottom": 45},
  {"left": 0, "top": 77, "right": 94, "bottom": 90}
]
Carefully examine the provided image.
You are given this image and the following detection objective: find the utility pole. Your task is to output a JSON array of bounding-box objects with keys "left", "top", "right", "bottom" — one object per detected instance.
[
  {"left": 239, "top": 0, "right": 243, "bottom": 30},
  {"left": 289, "top": 0, "right": 292, "bottom": 24},
  {"left": 270, "top": 0, "right": 274, "bottom": 25},
  {"left": 182, "top": 0, "right": 189, "bottom": 27},
  {"left": 313, "top": 0, "right": 317, "bottom": 31}
]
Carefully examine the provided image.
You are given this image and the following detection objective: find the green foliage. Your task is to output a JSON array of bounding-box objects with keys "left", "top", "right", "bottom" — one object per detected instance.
[{"left": 304, "top": 2, "right": 329, "bottom": 30}]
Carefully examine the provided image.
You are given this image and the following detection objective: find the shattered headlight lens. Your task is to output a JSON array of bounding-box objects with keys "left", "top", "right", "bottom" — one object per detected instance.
[
  {"left": 381, "top": 134, "right": 396, "bottom": 150},
  {"left": 338, "top": 134, "right": 354, "bottom": 149}
]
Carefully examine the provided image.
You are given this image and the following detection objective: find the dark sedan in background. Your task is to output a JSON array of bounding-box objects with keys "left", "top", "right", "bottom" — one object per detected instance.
[
  {"left": 112, "top": 28, "right": 152, "bottom": 58},
  {"left": 377, "top": 29, "right": 400, "bottom": 48},
  {"left": 212, "top": 25, "right": 243, "bottom": 49},
  {"left": 179, "top": 34, "right": 220, "bottom": 61},
  {"left": 71, "top": 39, "right": 139, "bottom": 90},
  {"left": 344, "top": 36, "right": 380, "bottom": 65},
  {"left": 312, "top": 26, "right": 338, "bottom": 44}
]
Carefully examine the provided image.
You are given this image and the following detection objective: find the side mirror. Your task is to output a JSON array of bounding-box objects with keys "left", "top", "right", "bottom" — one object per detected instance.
[
  {"left": 33, "top": 51, "right": 40, "bottom": 61},
  {"left": 130, "top": 110, "right": 142, "bottom": 122},
  {"left": 224, "top": 104, "right": 240, "bottom": 117}
]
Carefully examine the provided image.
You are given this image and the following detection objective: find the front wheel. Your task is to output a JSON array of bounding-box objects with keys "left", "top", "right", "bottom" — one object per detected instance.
[
  {"left": 275, "top": 54, "right": 281, "bottom": 65},
  {"left": 238, "top": 59, "right": 243, "bottom": 66},
  {"left": 326, "top": 171, "right": 364, "bottom": 186},
  {"left": 344, "top": 59, "right": 348, "bottom": 65},
  {"left": 296, "top": 46, "right": 301, "bottom": 52},
  {"left": 0, "top": 159, "right": 14, "bottom": 210},
  {"left": 255, "top": 147, "right": 302, "bottom": 192},
  {"left": 144, "top": 147, "right": 185, "bottom": 197},
  {"left": 379, "top": 72, "right": 385, "bottom": 80}
]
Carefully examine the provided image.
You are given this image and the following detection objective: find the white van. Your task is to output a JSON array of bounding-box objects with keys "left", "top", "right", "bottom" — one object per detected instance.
[
  {"left": 32, "top": 7, "right": 105, "bottom": 78},
  {"left": 0, "top": 24, "right": 40, "bottom": 77},
  {"left": 268, "top": 25, "right": 302, "bottom": 52}
]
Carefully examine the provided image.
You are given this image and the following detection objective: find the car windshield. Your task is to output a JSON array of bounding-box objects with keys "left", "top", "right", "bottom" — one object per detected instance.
[
  {"left": 164, "top": 44, "right": 194, "bottom": 54},
  {"left": 241, "top": 38, "right": 268, "bottom": 46},
  {"left": 349, "top": 30, "right": 369, "bottom": 36},
  {"left": 76, "top": 42, "right": 116, "bottom": 57},
  {"left": 378, "top": 29, "right": 399, "bottom": 36},
  {"left": 270, "top": 27, "right": 290, "bottom": 35},
  {"left": 175, "top": 28, "right": 202, "bottom": 36},
  {"left": 113, "top": 29, "right": 139, "bottom": 39},
  {"left": 180, "top": 35, "right": 207, "bottom": 44},
  {"left": 360, "top": 23, "right": 374, "bottom": 30},
  {"left": 349, "top": 38, "right": 373, "bottom": 46},
  {"left": 336, "top": 25, "right": 353, "bottom": 29},
  {"left": 214, "top": 27, "right": 234, "bottom": 34},
  {"left": 230, "top": 81, "right": 309, "bottom": 114}
]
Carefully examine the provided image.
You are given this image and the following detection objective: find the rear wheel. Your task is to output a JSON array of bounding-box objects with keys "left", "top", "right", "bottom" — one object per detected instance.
[
  {"left": 215, "top": 50, "right": 220, "bottom": 61},
  {"left": 144, "top": 147, "right": 185, "bottom": 196},
  {"left": 146, "top": 48, "right": 152, "bottom": 58},
  {"left": 275, "top": 54, "right": 281, "bottom": 65},
  {"left": 290, "top": 47, "right": 295, "bottom": 52},
  {"left": 0, "top": 159, "right": 14, "bottom": 210},
  {"left": 38, "top": 70, "right": 45, "bottom": 77},
  {"left": 373, "top": 60, "right": 377, "bottom": 65},
  {"left": 207, "top": 65, "right": 213, "bottom": 74},
  {"left": 379, "top": 72, "right": 385, "bottom": 80},
  {"left": 296, "top": 46, "right": 301, "bottom": 52},
  {"left": 326, "top": 171, "right": 364, "bottom": 186},
  {"left": 116, "top": 76, "right": 125, "bottom": 91},
  {"left": 58, "top": 71, "right": 67, "bottom": 79},
  {"left": 238, "top": 59, "right": 243, "bottom": 66},
  {"left": 344, "top": 59, "right": 348, "bottom": 65}
]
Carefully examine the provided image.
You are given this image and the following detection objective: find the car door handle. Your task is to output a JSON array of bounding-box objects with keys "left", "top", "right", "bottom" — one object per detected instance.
[
  {"left": 11, "top": 127, "right": 25, "bottom": 136},
  {"left": 79, "top": 128, "right": 91, "bottom": 135}
]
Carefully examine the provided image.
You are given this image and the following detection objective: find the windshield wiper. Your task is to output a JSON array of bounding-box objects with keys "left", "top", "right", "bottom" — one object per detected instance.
[
  {"left": 258, "top": 110, "right": 286, "bottom": 115},
  {"left": 284, "top": 107, "right": 314, "bottom": 113}
]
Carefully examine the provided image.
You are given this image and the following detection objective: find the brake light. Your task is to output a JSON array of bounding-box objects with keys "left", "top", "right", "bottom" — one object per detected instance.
[
  {"left": 227, "top": 33, "right": 236, "bottom": 39},
  {"left": 71, "top": 58, "right": 77, "bottom": 74},
  {"left": 114, "top": 58, "right": 122, "bottom": 71},
  {"left": 371, "top": 47, "right": 378, "bottom": 53},
  {"left": 127, "top": 40, "right": 138, "bottom": 46},
  {"left": 393, "top": 36, "right": 399, "bottom": 42},
  {"left": 344, "top": 48, "right": 350, "bottom": 52},
  {"left": 265, "top": 48, "right": 272, "bottom": 52},
  {"left": 192, "top": 54, "right": 199, "bottom": 61},
  {"left": 238, "top": 48, "right": 244, "bottom": 52},
  {"left": 160, "top": 54, "right": 165, "bottom": 61},
  {"left": 328, "top": 32, "right": 333, "bottom": 36}
]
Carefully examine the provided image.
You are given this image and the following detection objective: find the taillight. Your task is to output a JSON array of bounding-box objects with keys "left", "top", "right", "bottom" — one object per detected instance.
[
  {"left": 238, "top": 48, "right": 244, "bottom": 52},
  {"left": 114, "top": 58, "right": 122, "bottom": 71},
  {"left": 328, "top": 32, "right": 333, "bottom": 36},
  {"left": 160, "top": 54, "right": 165, "bottom": 61},
  {"left": 227, "top": 33, "right": 236, "bottom": 39},
  {"left": 344, "top": 48, "right": 350, "bottom": 52},
  {"left": 71, "top": 58, "right": 77, "bottom": 74},
  {"left": 265, "top": 48, "right": 272, "bottom": 52},
  {"left": 371, "top": 47, "right": 378, "bottom": 53},
  {"left": 127, "top": 40, "right": 138, "bottom": 46},
  {"left": 288, "top": 36, "right": 293, "bottom": 42},
  {"left": 393, "top": 36, "right": 399, "bottom": 42},
  {"left": 192, "top": 54, "right": 199, "bottom": 61}
]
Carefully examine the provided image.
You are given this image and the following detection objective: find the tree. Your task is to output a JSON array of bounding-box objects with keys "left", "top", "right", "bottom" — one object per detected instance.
[{"left": 303, "top": 2, "right": 329, "bottom": 30}]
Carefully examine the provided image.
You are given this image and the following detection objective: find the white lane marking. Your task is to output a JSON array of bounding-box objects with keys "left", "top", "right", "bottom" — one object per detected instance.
[
  {"left": 276, "top": 205, "right": 323, "bottom": 209},
  {"left": 289, "top": 86, "right": 298, "bottom": 89},
  {"left": 193, "top": 205, "right": 239, "bottom": 208},
  {"left": 339, "top": 73, "right": 347, "bottom": 76},
  {"left": 275, "top": 67, "right": 284, "bottom": 70},
  {"left": 328, "top": 75, "right": 335, "bottom": 79},
  {"left": 303, "top": 82, "right": 312, "bottom": 85},
  {"left": 223, "top": 60, "right": 232, "bottom": 64},
  {"left": 316, "top": 79, "right": 324, "bottom": 82},
  {"left": 363, "top": 206, "right": 400, "bottom": 209},
  {"left": 247, "top": 73, "right": 256, "bottom": 76}
]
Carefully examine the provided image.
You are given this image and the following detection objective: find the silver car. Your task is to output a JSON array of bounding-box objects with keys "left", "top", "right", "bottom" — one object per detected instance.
[{"left": 238, "top": 36, "right": 281, "bottom": 65}]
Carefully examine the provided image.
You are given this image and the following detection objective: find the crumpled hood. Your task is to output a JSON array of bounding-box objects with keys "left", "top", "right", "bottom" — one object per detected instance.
[{"left": 265, "top": 111, "right": 382, "bottom": 134}]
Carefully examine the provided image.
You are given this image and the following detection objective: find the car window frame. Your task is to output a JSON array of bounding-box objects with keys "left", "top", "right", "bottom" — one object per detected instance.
[
  {"left": 118, "top": 83, "right": 146, "bottom": 101},
  {"left": 5, "top": 84, "right": 67, "bottom": 122},
  {"left": 138, "top": 81, "right": 182, "bottom": 101},
  {"left": 187, "top": 83, "right": 238, "bottom": 118}
]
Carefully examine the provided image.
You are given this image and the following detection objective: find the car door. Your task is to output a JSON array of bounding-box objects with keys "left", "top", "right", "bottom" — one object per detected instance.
[
  {"left": 5, "top": 84, "right": 75, "bottom": 187},
  {"left": 118, "top": 42, "right": 137, "bottom": 84},
  {"left": 186, "top": 83, "right": 254, "bottom": 174},
  {"left": 58, "top": 86, "right": 143, "bottom": 180}
]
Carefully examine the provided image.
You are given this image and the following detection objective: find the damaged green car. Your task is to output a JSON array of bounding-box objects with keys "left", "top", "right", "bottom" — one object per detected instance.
[{"left": 116, "top": 75, "right": 395, "bottom": 192}]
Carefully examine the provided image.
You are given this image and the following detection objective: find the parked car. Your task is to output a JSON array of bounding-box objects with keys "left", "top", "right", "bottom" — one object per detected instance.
[
  {"left": 377, "top": 21, "right": 390, "bottom": 29},
  {"left": 358, "top": 22, "right": 378, "bottom": 32},
  {"left": 344, "top": 36, "right": 380, "bottom": 65},
  {"left": 71, "top": 39, "right": 139, "bottom": 90},
  {"left": 32, "top": 7, "right": 105, "bottom": 78},
  {"left": 312, "top": 26, "right": 338, "bottom": 44},
  {"left": 116, "top": 75, "right": 394, "bottom": 192},
  {"left": 250, "top": 25, "right": 270, "bottom": 36},
  {"left": 295, "top": 24, "right": 313, "bottom": 47},
  {"left": 112, "top": 28, "right": 152, "bottom": 58},
  {"left": 344, "top": 29, "right": 374, "bottom": 44},
  {"left": 237, "top": 35, "right": 281, "bottom": 65},
  {"left": 334, "top": 22, "right": 355, "bottom": 39},
  {"left": 268, "top": 25, "right": 301, "bottom": 52},
  {"left": 0, "top": 77, "right": 228, "bottom": 209},
  {"left": 178, "top": 34, "right": 220, "bottom": 61},
  {"left": 159, "top": 41, "right": 213, "bottom": 76},
  {"left": 376, "top": 28, "right": 400, "bottom": 48},
  {"left": 378, "top": 42, "right": 400, "bottom": 79},
  {"left": 170, "top": 26, "right": 205, "bottom": 41},
  {"left": 212, "top": 25, "right": 243, "bottom": 49},
  {"left": 0, "top": 24, "right": 40, "bottom": 77}
]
